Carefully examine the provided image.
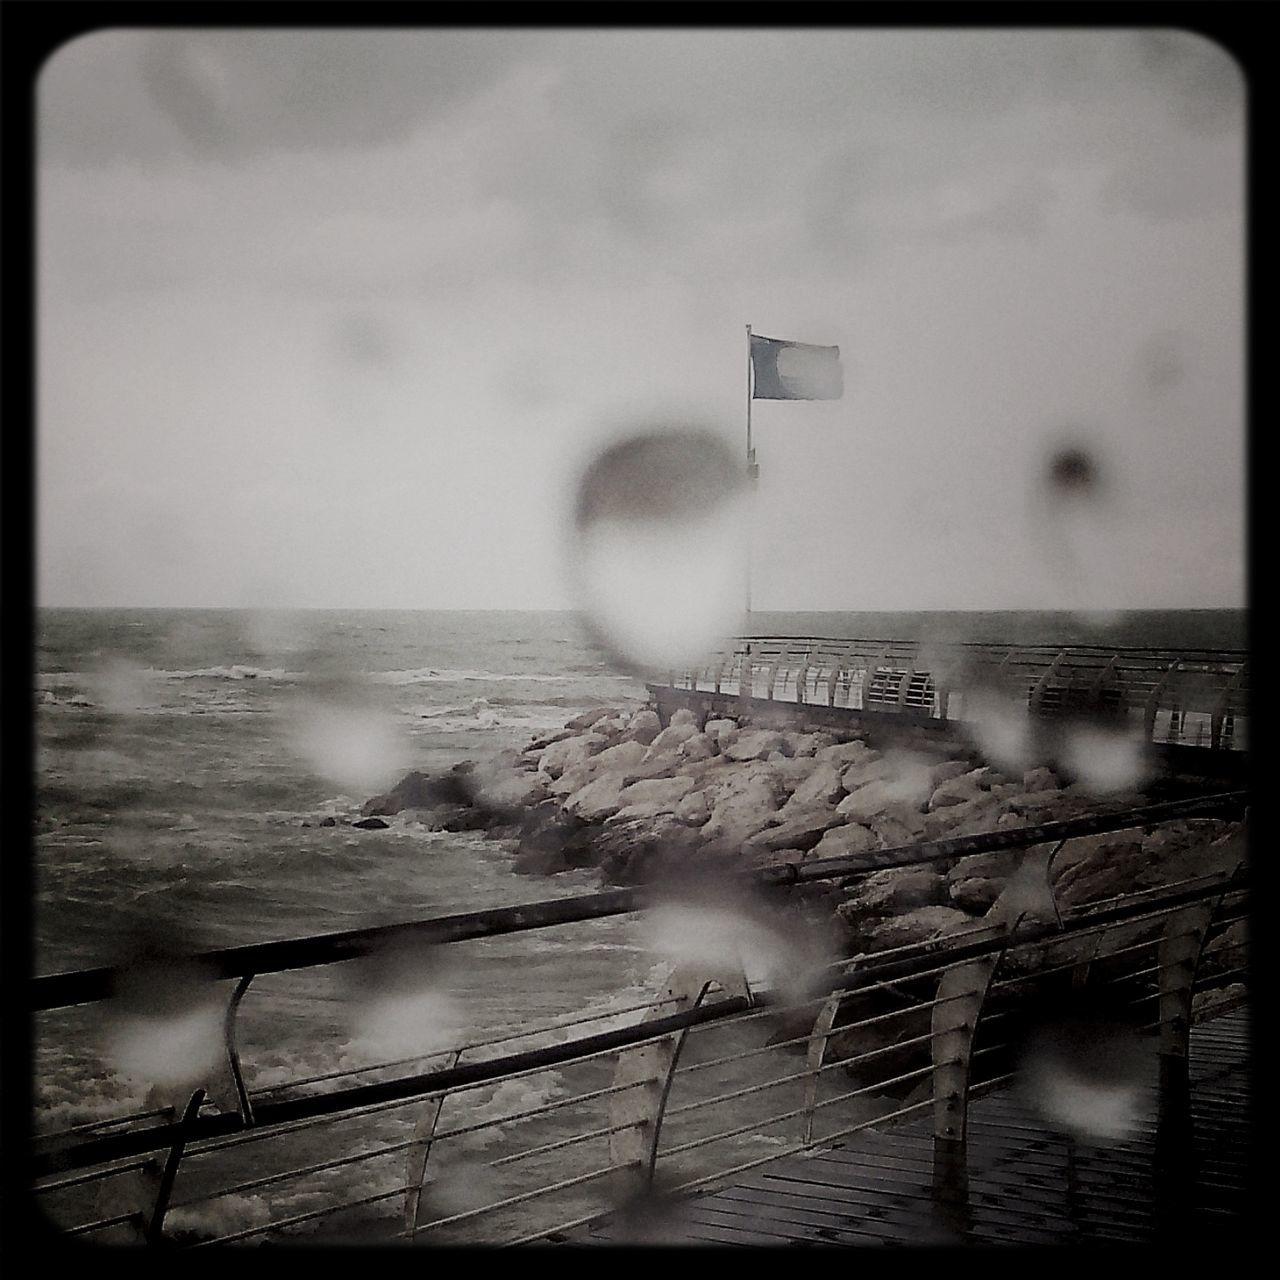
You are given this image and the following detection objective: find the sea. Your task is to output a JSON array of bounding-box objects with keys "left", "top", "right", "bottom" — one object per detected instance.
[{"left": 29, "top": 606, "right": 1246, "bottom": 1245}]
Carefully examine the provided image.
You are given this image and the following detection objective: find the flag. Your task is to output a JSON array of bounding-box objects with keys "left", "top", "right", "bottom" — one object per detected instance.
[{"left": 750, "top": 333, "right": 843, "bottom": 400}]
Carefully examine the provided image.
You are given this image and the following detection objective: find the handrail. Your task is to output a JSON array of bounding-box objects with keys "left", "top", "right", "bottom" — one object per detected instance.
[
  {"left": 30, "top": 790, "right": 1247, "bottom": 1012},
  {"left": 32, "top": 858, "right": 1246, "bottom": 1181}
]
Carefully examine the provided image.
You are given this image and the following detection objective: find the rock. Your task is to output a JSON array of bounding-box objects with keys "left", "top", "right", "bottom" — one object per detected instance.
[
  {"left": 676, "top": 732, "right": 719, "bottom": 762},
  {"left": 539, "top": 732, "right": 610, "bottom": 780},
  {"left": 468, "top": 766, "right": 550, "bottom": 816},
  {"left": 858, "top": 905, "right": 977, "bottom": 952},
  {"left": 946, "top": 851, "right": 1011, "bottom": 884},
  {"left": 674, "top": 789, "right": 712, "bottom": 827},
  {"left": 612, "top": 776, "right": 698, "bottom": 821},
  {"left": 868, "top": 811, "right": 928, "bottom": 848},
  {"left": 841, "top": 867, "right": 948, "bottom": 916},
  {"left": 789, "top": 732, "right": 838, "bottom": 756},
  {"left": 591, "top": 739, "right": 650, "bottom": 773},
  {"left": 815, "top": 740, "right": 878, "bottom": 769},
  {"left": 703, "top": 718, "right": 739, "bottom": 748},
  {"left": 724, "top": 729, "right": 790, "bottom": 762},
  {"left": 929, "top": 759, "right": 973, "bottom": 787},
  {"left": 512, "top": 804, "right": 599, "bottom": 874},
  {"left": 949, "top": 877, "right": 1005, "bottom": 914},
  {"left": 839, "top": 754, "right": 900, "bottom": 791},
  {"left": 701, "top": 777, "right": 786, "bottom": 847},
  {"left": 927, "top": 767, "right": 995, "bottom": 810},
  {"left": 810, "top": 822, "right": 879, "bottom": 859},
  {"left": 921, "top": 792, "right": 1006, "bottom": 839},
  {"left": 353, "top": 817, "right": 390, "bottom": 830},
  {"left": 1050, "top": 836, "right": 1148, "bottom": 908},
  {"left": 319, "top": 816, "right": 337, "bottom": 827},
  {"left": 837, "top": 778, "right": 924, "bottom": 823},
  {"left": 362, "top": 768, "right": 473, "bottom": 817},
  {"left": 644, "top": 723, "right": 701, "bottom": 757},
  {"left": 624, "top": 708, "right": 662, "bottom": 745},
  {"left": 596, "top": 814, "right": 703, "bottom": 885},
  {"left": 565, "top": 707, "right": 620, "bottom": 731},
  {"left": 563, "top": 773, "right": 633, "bottom": 823},
  {"left": 784, "top": 761, "right": 845, "bottom": 809},
  {"left": 1021, "top": 766, "right": 1059, "bottom": 792},
  {"left": 740, "top": 802, "right": 846, "bottom": 856},
  {"left": 669, "top": 708, "right": 700, "bottom": 728}
]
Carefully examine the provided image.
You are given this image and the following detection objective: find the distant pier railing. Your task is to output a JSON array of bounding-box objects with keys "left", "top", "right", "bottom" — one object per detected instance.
[
  {"left": 664, "top": 637, "right": 1249, "bottom": 753},
  {"left": 29, "top": 792, "right": 1249, "bottom": 1247}
]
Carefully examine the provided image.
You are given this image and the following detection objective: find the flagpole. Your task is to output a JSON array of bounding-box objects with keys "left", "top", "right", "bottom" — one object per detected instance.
[{"left": 745, "top": 323, "right": 755, "bottom": 619}]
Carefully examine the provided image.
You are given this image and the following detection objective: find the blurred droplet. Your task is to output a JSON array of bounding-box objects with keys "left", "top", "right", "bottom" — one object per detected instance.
[
  {"left": 1015, "top": 997, "right": 1155, "bottom": 1144},
  {"left": 643, "top": 873, "right": 832, "bottom": 1006},
  {"left": 567, "top": 427, "right": 748, "bottom": 674},
  {"left": 343, "top": 936, "right": 463, "bottom": 1063},
  {"left": 961, "top": 686, "right": 1038, "bottom": 774},
  {"left": 1060, "top": 725, "right": 1151, "bottom": 793},
  {"left": 284, "top": 674, "right": 406, "bottom": 793},
  {"left": 106, "top": 928, "right": 224, "bottom": 1089},
  {"left": 1045, "top": 444, "right": 1101, "bottom": 497}
]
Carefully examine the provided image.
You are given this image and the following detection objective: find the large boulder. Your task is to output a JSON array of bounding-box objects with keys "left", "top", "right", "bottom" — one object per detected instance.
[
  {"left": 596, "top": 814, "right": 703, "bottom": 884},
  {"left": 565, "top": 706, "right": 619, "bottom": 731},
  {"left": 700, "top": 772, "right": 787, "bottom": 846},
  {"left": 810, "top": 822, "right": 880, "bottom": 860},
  {"left": 927, "top": 767, "right": 995, "bottom": 810},
  {"left": 784, "top": 761, "right": 846, "bottom": 809},
  {"left": 612, "top": 776, "right": 698, "bottom": 821},
  {"left": 674, "top": 789, "right": 712, "bottom": 827},
  {"left": 724, "top": 729, "right": 790, "bottom": 762},
  {"left": 840, "top": 867, "right": 948, "bottom": 916},
  {"left": 838, "top": 778, "right": 926, "bottom": 823},
  {"left": 623, "top": 708, "right": 663, "bottom": 745},
  {"left": 538, "top": 732, "right": 610, "bottom": 779},
  {"left": 740, "top": 802, "right": 846, "bottom": 857},
  {"left": 815, "top": 740, "right": 878, "bottom": 770},
  {"left": 676, "top": 732, "right": 719, "bottom": 763},
  {"left": 921, "top": 792, "right": 1006, "bottom": 839},
  {"left": 703, "top": 718, "right": 740, "bottom": 749},
  {"left": 362, "top": 768, "right": 474, "bottom": 817},
  {"left": 857, "top": 905, "right": 978, "bottom": 953},
  {"left": 788, "top": 731, "right": 839, "bottom": 757},
  {"left": 644, "top": 722, "right": 701, "bottom": 758},
  {"left": 562, "top": 773, "right": 633, "bottom": 823}
]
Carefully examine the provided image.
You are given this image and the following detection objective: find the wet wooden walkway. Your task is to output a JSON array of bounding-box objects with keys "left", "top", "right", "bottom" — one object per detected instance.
[{"left": 580, "top": 1006, "right": 1252, "bottom": 1246}]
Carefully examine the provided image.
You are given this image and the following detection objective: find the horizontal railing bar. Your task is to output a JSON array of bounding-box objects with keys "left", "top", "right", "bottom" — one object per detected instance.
[
  {"left": 170, "top": 1139, "right": 419, "bottom": 1209},
  {"left": 252, "top": 994, "right": 685, "bottom": 1099},
  {"left": 31, "top": 792, "right": 1246, "bottom": 1012},
  {"left": 395, "top": 1160, "right": 635, "bottom": 1238},
  {"left": 488, "top": 1117, "right": 639, "bottom": 1168},
  {"left": 34, "top": 1160, "right": 158, "bottom": 1196},
  {"left": 186, "top": 1182, "right": 409, "bottom": 1247},
  {"left": 66, "top": 1210, "right": 142, "bottom": 1237},
  {"left": 35, "top": 870, "right": 1245, "bottom": 1179}
]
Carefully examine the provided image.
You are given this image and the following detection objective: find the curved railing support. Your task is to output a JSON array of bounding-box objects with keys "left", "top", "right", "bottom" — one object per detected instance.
[
  {"left": 224, "top": 974, "right": 256, "bottom": 1126},
  {"left": 145, "top": 1088, "right": 206, "bottom": 1245},
  {"left": 929, "top": 920, "right": 1020, "bottom": 1210},
  {"left": 608, "top": 966, "right": 751, "bottom": 1198},
  {"left": 404, "top": 1049, "right": 464, "bottom": 1238}
]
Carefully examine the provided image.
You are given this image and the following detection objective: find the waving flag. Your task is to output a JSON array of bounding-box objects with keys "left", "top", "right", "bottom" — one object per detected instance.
[{"left": 750, "top": 333, "right": 843, "bottom": 400}]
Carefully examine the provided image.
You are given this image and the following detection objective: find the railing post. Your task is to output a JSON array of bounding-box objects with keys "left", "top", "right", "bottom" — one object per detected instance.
[
  {"left": 145, "top": 1088, "right": 206, "bottom": 1245},
  {"left": 608, "top": 966, "right": 750, "bottom": 1199},
  {"left": 802, "top": 986, "right": 848, "bottom": 1146},
  {"left": 1154, "top": 899, "right": 1216, "bottom": 1235},
  {"left": 404, "top": 1049, "right": 464, "bottom": 1238}
]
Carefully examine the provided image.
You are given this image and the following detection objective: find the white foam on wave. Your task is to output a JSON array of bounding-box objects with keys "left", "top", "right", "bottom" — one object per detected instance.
[{"left": 370, "top": 668, "right": 584, "bottom": 685}]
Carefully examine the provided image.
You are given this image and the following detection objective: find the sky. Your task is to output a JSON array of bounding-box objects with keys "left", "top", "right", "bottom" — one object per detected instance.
[{"left": 36, "top": 26, "right": 1247, "bottom": 613}]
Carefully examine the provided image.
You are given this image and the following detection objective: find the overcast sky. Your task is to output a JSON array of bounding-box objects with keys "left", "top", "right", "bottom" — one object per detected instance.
[{"left": 37, "top": 27, "right": 1246, "bottom": 612}]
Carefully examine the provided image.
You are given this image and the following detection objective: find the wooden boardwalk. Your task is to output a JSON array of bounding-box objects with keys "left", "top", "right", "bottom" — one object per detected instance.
[{"left": 579, "top": 1007, "right": 1251, "bottom": 1247}]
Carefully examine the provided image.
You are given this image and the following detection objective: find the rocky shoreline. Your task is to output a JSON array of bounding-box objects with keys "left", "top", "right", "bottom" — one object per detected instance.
[{"left": 356, "top": 700, "right": 1246, "bottom": 963}]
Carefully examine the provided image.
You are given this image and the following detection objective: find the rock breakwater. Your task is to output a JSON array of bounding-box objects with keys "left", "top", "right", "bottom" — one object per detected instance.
[{"left": 361, "top": 701, "right": 1245, "bottom": 961}]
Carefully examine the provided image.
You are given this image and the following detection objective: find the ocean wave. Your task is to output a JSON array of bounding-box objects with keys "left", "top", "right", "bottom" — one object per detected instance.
[{"left": 368, "top": 668, "right": 584, "bottom": 685}]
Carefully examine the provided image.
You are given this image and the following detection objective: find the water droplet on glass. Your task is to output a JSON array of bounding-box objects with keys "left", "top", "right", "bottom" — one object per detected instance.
[
  {"left": 1015, "top": 998, "right": 1156, "bottom": 1144},
  {"left": 1060, "top": 724, "right": 1151, "bottom": 793},
  {"left": 566, "top": 426, "right": 749, "bottom": 675},
  {"left": 106, "top": 932, "right": 224, "bottom": 1089},
  {"left": 343, "top": 936, "right": 463, "bottom": 1063},
  {"left": 284, "top": 674, "right": 406, "bottom": 793}
]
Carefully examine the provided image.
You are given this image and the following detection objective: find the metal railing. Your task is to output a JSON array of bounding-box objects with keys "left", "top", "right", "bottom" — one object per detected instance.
[
  {"left": 30, "top": 790, "right": 1248, "bottom": 1246},
  {"left": 664, "top": 638, "right": 1249, "bottom": 751}
]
